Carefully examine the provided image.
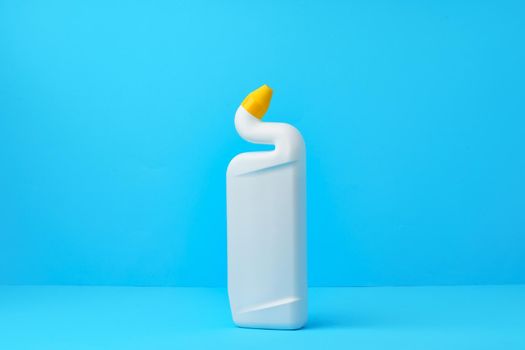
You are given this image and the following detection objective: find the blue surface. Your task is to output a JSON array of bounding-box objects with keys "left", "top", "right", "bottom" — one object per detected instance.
[
  {"left": 1, "top": 0, "right": 525, "bottom": 286},
  {"left": 1, "top": 286, "right": 524, "bottom": 349}
]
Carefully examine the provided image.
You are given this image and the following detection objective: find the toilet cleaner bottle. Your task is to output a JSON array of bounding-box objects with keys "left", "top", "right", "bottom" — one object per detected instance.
[{"left": 226, "top": 85, "right": 307, "bottom": 329}]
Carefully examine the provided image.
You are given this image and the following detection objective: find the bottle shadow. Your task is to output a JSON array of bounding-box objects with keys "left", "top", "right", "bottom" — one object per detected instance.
[{"left": 304, "top": 313, "right": 362, "bottom": 330}]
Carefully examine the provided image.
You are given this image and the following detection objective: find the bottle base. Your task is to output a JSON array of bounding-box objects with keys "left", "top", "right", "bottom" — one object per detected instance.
[{"left": 232, "top": 297, "right": 307, "bottom": 330}]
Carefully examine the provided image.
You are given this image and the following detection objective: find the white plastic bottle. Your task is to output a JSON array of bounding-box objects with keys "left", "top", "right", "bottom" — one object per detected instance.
[{"left": 226, "top": 85, "right": 307, "bottom": 330}]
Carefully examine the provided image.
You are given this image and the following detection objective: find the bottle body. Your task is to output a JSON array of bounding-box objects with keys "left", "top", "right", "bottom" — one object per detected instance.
[{"left": 227, "top": 105, "right": 307, "bottom": 330}]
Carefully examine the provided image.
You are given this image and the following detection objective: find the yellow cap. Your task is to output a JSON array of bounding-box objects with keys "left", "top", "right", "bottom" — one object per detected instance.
[{"left": 241, "top": 84, "right": 273, "bottom": 119}]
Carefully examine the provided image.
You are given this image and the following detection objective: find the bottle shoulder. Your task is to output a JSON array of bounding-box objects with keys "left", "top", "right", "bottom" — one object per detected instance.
[{"left": 227, "top": 150, "right": 305, "bottom": 177}]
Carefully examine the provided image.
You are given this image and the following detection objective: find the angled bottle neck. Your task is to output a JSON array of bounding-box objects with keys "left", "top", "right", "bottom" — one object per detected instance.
[{"left": 234, "top": 106, "right": 305, "bottom": 161}]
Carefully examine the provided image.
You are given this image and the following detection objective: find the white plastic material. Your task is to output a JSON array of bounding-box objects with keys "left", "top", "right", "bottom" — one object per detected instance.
[{"left": 226, "top": 105, "right": 307, "bottom": 330}]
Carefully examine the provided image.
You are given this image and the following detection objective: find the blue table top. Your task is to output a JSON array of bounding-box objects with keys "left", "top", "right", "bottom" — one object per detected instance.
[{"left": 1, "top": 285, "right": 524, "bottom": 349}]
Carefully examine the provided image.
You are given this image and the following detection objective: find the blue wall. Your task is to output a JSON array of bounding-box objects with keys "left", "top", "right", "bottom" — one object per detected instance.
[{"left": 1, "top": 0, "right": 524, "bottom": 286}]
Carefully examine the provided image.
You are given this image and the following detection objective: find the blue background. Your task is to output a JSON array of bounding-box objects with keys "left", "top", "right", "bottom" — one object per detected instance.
[{"left": 1, "top": 0, "right": 524, "bottom": 287}]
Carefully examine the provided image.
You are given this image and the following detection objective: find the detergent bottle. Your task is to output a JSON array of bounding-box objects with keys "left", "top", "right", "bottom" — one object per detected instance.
[{"left": 226, "top": 85, "right": 307, "bottom": 330}]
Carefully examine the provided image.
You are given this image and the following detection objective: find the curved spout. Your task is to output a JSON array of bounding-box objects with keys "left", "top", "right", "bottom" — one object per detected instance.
[
  {"left": 227, "top": 85, "right": 305, "bottom": 176},
  {"left": 234, "top": 107, "right": 305, "bottom": 159}
]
